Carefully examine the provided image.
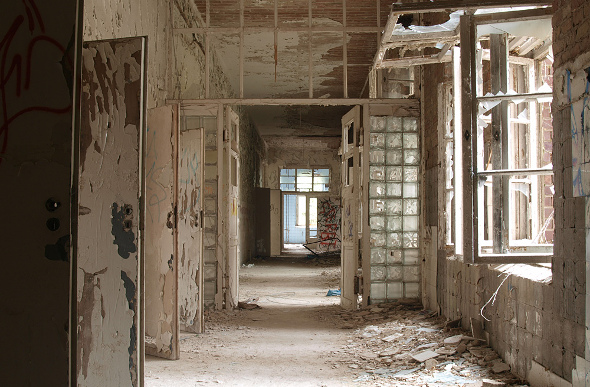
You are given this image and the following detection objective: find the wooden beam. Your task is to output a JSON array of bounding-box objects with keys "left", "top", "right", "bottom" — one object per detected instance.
[
  {"left": 174, "top": 26, "right": 382, "bottom": 34},
  {"left": 472, "top": 6, "right": 552, "bottom": 25},
  {"left": 478, "top": 167, "right": 553, "bottom": 176},
  {"left": 343, "top": 0, "right": 348, "bottom": 98},
  {"left": 477, "top": 91, "right": 552, "bottom": 102},
  {"left": 171, "top": 97, "right": 421, "bottom": 107},
  {"left": 460, "top": 14, "right": 475, "bottom": 264},
  {"left": 389, "top": 0, "right": 551, "bottom": 13},
  {"left": 376, "top": 52, "right": 452, "bottom": 69}
]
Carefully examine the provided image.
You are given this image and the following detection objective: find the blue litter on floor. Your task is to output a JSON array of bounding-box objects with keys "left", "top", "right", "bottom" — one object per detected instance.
[{"left": 326, "top": 289, "right": 341, "bottom": 296}]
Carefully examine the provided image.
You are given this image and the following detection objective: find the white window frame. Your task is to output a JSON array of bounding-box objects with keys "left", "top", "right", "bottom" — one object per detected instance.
[
  {"left": 279, "top": 167, "right": 331, "bottom": 192},
  {"left": 460, "top": 8, "right": 553, "bottom": 264}
]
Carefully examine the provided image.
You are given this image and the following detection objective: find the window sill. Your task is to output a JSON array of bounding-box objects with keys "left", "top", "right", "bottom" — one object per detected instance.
[{"left": 492, "top": 263, "right": 552, "bottom": 284}]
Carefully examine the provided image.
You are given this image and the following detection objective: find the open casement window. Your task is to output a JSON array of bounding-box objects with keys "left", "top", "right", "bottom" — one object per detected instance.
[{"left": 461, "top": 7, "right": 554, "bottom": 264}]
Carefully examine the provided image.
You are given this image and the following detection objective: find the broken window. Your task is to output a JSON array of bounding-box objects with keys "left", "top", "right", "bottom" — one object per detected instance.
[
  {"left": 460, "top": 7, "right": 553, "bottom": 263},
  {"left": 280, "top": 168, "right": 330, "bottom": 192}
]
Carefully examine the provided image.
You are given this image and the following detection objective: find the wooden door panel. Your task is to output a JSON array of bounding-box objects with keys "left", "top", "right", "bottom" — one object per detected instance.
[{"left": 78, "top": 38, "right": 145, "bottom": 386}]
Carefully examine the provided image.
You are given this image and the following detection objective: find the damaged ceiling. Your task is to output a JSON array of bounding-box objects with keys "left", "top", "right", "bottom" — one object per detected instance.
[{"left": 190, "top": 0, "right": 392, "bottom": 141}]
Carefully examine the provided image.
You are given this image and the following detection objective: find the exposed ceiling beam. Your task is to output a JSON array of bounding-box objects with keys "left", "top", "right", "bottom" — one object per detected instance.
[
  {"left": 169, "top": 98, "right": 420, "bottom": 107},
  {"left": 388, "top": 0, "right": 551, "bottom": 13},
  {"left": 174, "top": 26, "right": 382, "bottom": 34}
]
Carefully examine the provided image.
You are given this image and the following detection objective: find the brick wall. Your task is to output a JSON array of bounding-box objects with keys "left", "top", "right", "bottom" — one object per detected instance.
[{"left": 420, "top": 0, "right": 587, "bottom": 382}]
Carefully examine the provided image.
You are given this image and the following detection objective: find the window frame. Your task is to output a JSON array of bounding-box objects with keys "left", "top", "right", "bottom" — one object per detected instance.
[
  {"left": 279, "top": 167, "right": 331, "bottom": 193},
  {"left": 460, "top": 8, "right": 553, "bottom": 264}
]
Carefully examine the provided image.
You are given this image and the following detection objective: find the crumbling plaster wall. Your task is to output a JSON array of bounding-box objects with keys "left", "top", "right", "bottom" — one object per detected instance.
[{"left": 420, "top": 1, "right": 587, "bottom": 383}]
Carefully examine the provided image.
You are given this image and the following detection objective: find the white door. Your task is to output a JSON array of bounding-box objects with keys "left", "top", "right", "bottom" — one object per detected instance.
[
  {"left": 78, "top": 37, "right": 145, "bottom": 386},
  {"left": 225, "top": 107, "right": 240, "bottom": 308},
  {"left": 178, "top": 121, "right": 204, "bottom": 332},
  {"left": 341, "top": 106, "right": 361, "bottom": 309}
]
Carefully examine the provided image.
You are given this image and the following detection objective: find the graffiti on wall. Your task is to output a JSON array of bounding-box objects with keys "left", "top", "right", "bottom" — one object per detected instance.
[
  {"left": 317, "top": 197, "right": 341, "bottom": 251},
  {"left": 569, "top": 66, "right": 590, "bottom": 197},
  {"left": 0, "top": 0, "right": 73, "bottom": 165}
]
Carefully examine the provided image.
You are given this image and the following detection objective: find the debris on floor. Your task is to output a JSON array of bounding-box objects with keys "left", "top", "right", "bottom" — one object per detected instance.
[
  {"left": 326, "top": 289, "right": 341, "bottom": 296},
  {"left": 331, "top": 300, "right": 528, "bottom": 386},
  {"left": 237, "top": 298, "right": 261, "bottom": 310}
]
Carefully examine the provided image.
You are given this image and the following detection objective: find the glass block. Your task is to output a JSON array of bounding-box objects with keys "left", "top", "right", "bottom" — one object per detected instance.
[
  {"left": 387, "top": 266, "right": 403, "bottom": 281},
  {"left": 370, "top": 232, "right": 386, "bottom": 247},
  {"left": 387, "top": 232, "right": 402, "bottom": 248},
  {"left": 403, "top": 215, "right": 419, "bottom": 231},
  {"left": 371, "top": 282, "right": 387, "bottom": 299},
  {"left": 386, "top": 133, "right": 403, "bottom": 148},
  {"left": 385, "top": 199, "right": 402, "bottom": 215},
  {"left": 369, "top": 199, "right": 385, "bottom": 214},
  {"left": 386, "top": 166, "right": 403, "bottom": 182},
  {"left": 369, "top": 182, "right": 386, "bottom": 198},
  {"left": 402, "top": 232, "right": 419, "bottom": 248},
  {"left": 370, "top": 216, "right": 385, "bottom": 231},
  {"left": 387, "top": 182, "right": 402, "bottom": 197},
  {"left": 386, "top": 150, "right": 403, "bottom": 165},
  {"left": 403, "top": 133, "right": 419, "bottom": 149},
  {"left": 371, "top": 248, "right": 386, "bottom": 264},
  {"left": 403, "top": 150, "right": 420, "bottom": 165},
  {"left": 403, "top": 199, "right": 419, "bottom": 215},
  {"left": 370, "top": 133, "right": 385, "bottom": 149},
  {"left": 403, "top": 183, "right": 418, "bottom": 198},
  {"left": 386, "top": 216, "right": 402, "bottom": 232},
  {"left": 403, "top": 166, "right": 418, "bottom": 182},
  {"left": 371, "top": 116, "right": 386, "bottom": 132},
  {"left": 388, "top": 249, "right": 403, "bottom": 264},
  {"left": 370, "top": 166, "right": 385, "bottom": 181},
  {"left": 370, "top": 150, "right": 385, "bottom": 165},
  {"left": 372, "top": 266, "right": 386, "bottom": 281},
  {"left": 404, "top": 249, "right": 419, "bottom": 265},
  {"left": 386, "top": 116, "right": 403, "bottom": 132},
  {"left": 404, "top": 282, "right": 420, "bottom": 298},
  {"left": 403, "top": 117, "right": 418, "bottom": 132},
  {"left": 387, "top": 282, "right": 403, "bottom": 299},
  {"left": 403, "top": 266, "right": 419, "bottom": 282}
]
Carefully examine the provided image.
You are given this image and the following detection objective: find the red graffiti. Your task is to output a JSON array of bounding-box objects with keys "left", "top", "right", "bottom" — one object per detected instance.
[
  {"left": 0, "top": 0, "right": 73, "bottom": 165},
  {"left": 318, "top": 198, "right": 341, "bottom": 250}
]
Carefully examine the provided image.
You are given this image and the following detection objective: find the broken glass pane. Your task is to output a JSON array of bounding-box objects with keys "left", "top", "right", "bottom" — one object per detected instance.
[{"left": 388, "top": 249, "right": 403, "bottom": 264}]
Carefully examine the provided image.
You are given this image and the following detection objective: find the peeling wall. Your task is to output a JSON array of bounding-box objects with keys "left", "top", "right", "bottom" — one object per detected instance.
[{"left": 0, "top": 0, "right": 78, "bottom": 384}]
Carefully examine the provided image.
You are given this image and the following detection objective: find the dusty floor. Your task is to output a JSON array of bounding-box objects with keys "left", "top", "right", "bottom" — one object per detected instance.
[{"left": 145, "top": 256, "right": 529, "bottom": 387}]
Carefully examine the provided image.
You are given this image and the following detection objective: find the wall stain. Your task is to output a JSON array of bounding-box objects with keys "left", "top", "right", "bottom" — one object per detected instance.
[
  {"left": 44, "top": 234, "right": 69, "bottom": 261},
  {"left": 111, "top": 202, "right": 136, "bottom": 259}
]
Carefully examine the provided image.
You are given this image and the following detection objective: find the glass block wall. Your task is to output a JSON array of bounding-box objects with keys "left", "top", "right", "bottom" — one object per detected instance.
[{"left": 369, "top": 116, "right": 420, "bottom": 302}]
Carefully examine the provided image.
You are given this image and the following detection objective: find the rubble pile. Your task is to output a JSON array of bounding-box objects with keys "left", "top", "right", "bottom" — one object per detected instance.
[{"left": 331, "top": 300, "right": 528, "bottom": 387}]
